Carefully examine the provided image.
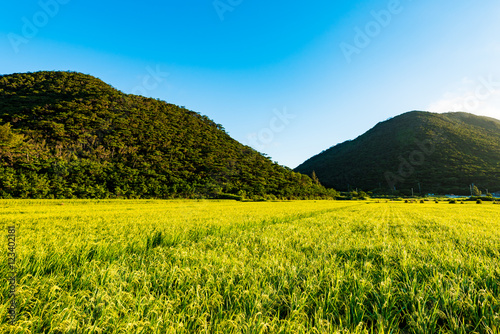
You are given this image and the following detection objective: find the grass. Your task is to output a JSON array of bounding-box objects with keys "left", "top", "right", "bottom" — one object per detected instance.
[{"left": 1, "top": 199, "right": 500, "bottom": 333}]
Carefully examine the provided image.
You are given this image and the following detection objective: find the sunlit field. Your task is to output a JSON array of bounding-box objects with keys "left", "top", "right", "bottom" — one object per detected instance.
[{"left": 1, "top": 199, "right": 500, "bottom": 333}]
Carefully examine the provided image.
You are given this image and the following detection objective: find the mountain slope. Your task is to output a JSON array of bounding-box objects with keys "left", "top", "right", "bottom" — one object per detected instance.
[
  {"left": 0, "top": 71, "right": 334, "bottom": 199},
  {"left": 295, "top": 111, "right": 500, "bottom": 195}
]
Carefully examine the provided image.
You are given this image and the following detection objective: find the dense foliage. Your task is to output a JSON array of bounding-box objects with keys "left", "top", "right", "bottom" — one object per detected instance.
[
  {"left": 0, "top": 71, "right": 336, "bottom": 199},
  {"left": 295, "top": 111, "right": 500, "bottom": 195}
]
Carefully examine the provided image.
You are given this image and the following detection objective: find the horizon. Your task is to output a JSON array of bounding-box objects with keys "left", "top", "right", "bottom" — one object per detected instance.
[{"left": 2, "top": 0, "right": 500, "bottom": 168}]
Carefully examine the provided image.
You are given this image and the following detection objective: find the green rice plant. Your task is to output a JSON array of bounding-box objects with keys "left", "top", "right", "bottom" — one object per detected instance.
[{"left": 0, "top": 200, "right": 499, "bottom": 333}]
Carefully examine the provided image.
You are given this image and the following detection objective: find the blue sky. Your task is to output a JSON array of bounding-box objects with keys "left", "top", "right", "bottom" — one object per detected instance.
[{"left": 1, "top": 0, "right": 500, "bottom": 167}]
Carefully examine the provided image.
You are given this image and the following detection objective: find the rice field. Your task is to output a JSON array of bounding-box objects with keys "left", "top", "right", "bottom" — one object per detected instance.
[{"left": 1, "top": 199, "right": 500, "bottom": 333}]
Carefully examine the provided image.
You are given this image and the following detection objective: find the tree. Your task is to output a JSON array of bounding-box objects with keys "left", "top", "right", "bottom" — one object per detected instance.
[
  {"left": 311, "top": 170, "right": 321, "bottom": 186},
  {"left": 357, "top": 191, "right": 368, "bottom": 200},
  {"left": 0, "top": 123, "right": 24, "bottom": 149},
  {"left": 472, "top": 185, "right": 482, "bottom": 197}
]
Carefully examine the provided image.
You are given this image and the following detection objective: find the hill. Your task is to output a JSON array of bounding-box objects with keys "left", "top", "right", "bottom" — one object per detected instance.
[
  {"left": 295, "top": 111, "right": 500, "bottom": 195},
  {"left": 0, "top": 71, "right": 335, "bottom": 199}
]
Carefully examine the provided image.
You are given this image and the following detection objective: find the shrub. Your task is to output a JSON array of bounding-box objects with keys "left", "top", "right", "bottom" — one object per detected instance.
[
  {"left": 420, "top": 199, "right": 425, "bottom": 203},
  {"left": 449, "top": 199, "right": 457, "bottom": 204},
  {"left": 217, "top": 193, "right": 243, "bottom": 201},
  {"left": 476, "top": 199, "right": 482, "bottom": 204}
]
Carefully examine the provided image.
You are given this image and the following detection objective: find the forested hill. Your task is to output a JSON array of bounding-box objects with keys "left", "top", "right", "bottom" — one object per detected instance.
[
  {"left": 0, "top": 71, "right": 335, "bottom": 199},
  {"left": 295, "top": 111, "right": 500, "bottom": 195}
]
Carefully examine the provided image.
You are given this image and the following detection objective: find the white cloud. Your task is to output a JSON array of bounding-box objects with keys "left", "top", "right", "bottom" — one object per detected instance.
[
  {"left": 427, "top": 75, "right": 500, "bottom": 119},
  {"left": 487, "top": 42, "right": 500, "bottom": 55}
]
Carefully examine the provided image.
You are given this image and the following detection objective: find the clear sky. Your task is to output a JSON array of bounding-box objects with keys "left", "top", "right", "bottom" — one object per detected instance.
[{"left": 1, "top": 0, "right": 500, "bottom": 168}]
